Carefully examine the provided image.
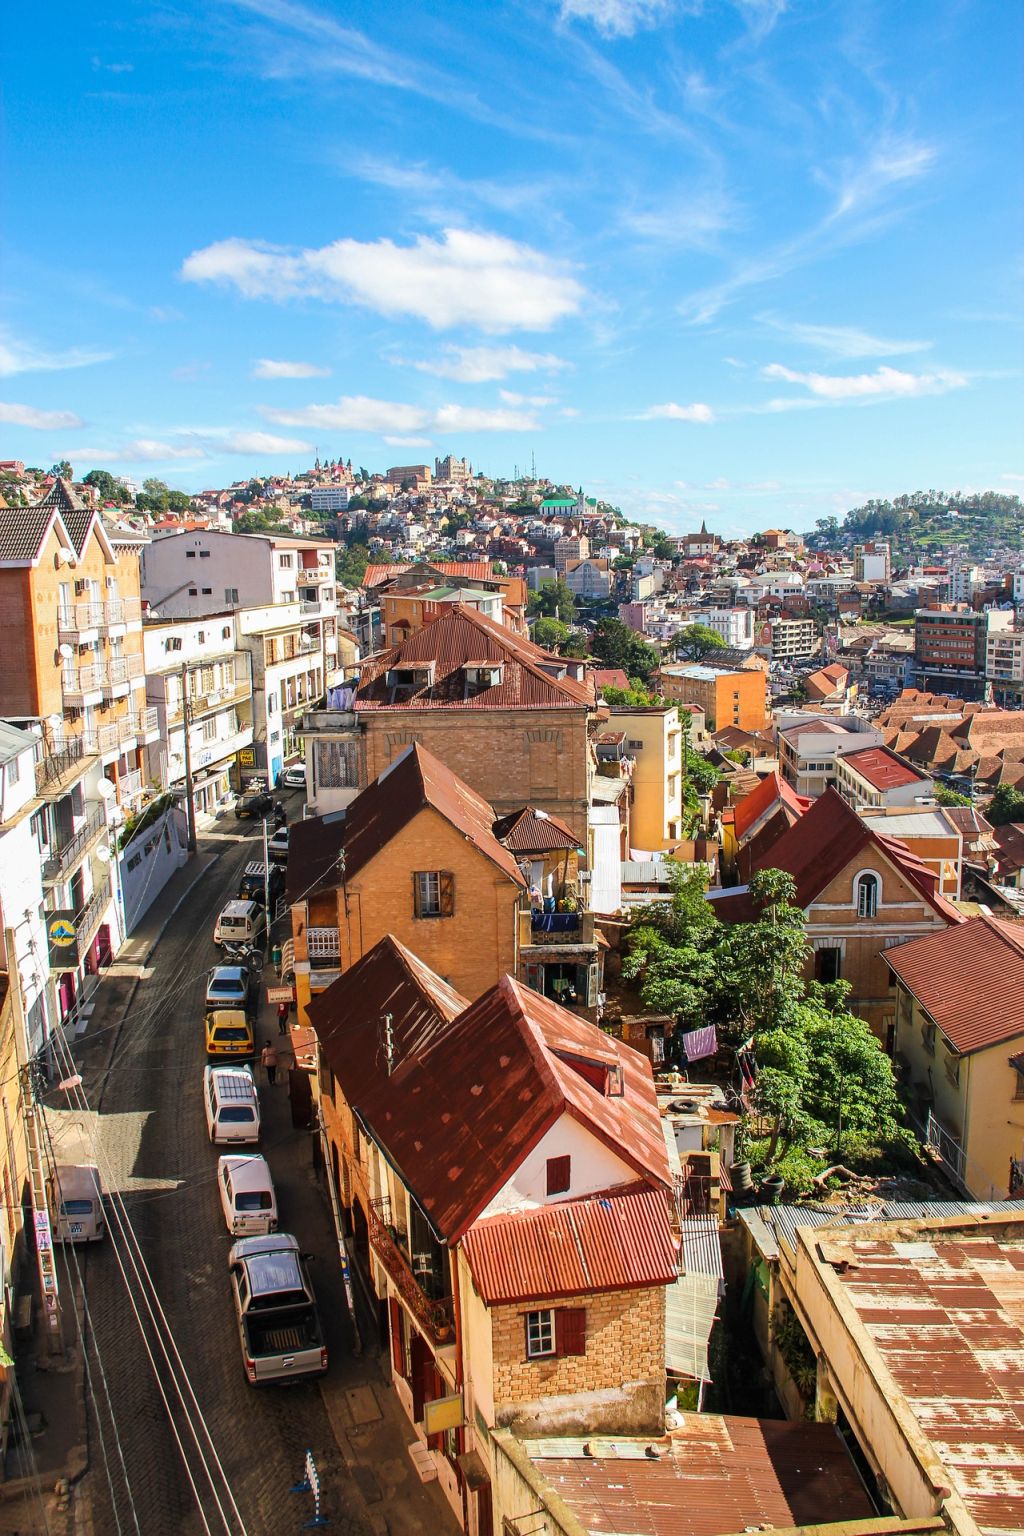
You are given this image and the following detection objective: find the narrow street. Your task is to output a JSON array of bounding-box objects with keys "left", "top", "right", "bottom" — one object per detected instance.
[{"left": 52, "top": 807, "right": 455, "bottom": 1536}]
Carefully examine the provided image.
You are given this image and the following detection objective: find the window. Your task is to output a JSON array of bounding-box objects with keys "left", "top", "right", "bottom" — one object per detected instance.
[
  {"left": 856, "top": 873, "right": 879, "bottom": 919},
  {"left": 164, "top": 637, "right": 182, "bottom": 652},
  {"left": 7, "top": 754, "right": 19, "bottom": 787},
  {"left": 525, "top": 1309, "right": 555, "bottom": 1358},
  {"left": 315, "top": 739, "right": 358, "bottom": 788},
  {"left": 414, "top": 871, "right": 455, "bottom": 918},
  {"left": 945, "top": 1049, "right": 960, "bottom": 1087},
  {"left": 815, "top": 947, "right": 842, "bottom": 983},
  {"left": 546, "top": 1156, "right": 570, "bottom": 1195},
  {"left": 188, "top": 588, "right": 198, "bottom": 597},
  {"left": 627, "top": 739, "right": 643, "bottom": 750},
  {"left": 1013, "top": 1069, "right": 1024, "bottom": 1102},
  {"left": 201, "top": 587, "right": 212, "bottom": 595},
  {"left": 225, "top": 588, "right": 239, "bottom": 604},
  {"left": 186, "top": 550, "right": 196, "bottom": 559},
  {"left": 222, "top": 626, "right": 231, "bottom": 640},
  {"left": 921, "top": 1021, "right": 936, "bottom": 1055},
  {"left": 199, "top": 550, "right": 211, "bottom": 559},
  {"left": 198, "top": 631, "right": 206, "bottom": 643},
  {"left": 278, "top": 553, "right": 293, "bottom": 569}
]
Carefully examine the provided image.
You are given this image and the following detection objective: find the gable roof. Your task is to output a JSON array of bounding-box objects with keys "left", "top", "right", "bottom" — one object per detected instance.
[
  {"left": 309, "top": 935, "right": 467, "bottom": 1092},
  {"left": 35, "top": 478, "right": 96, "bottom": 557},
  {"left": 364, "top": 559, "right": 495, "bottom": 590},
  {"left": 491, "top": 805, "right": 580, "bottom": 854},
  {"left": 286, "top": 741, "right": 525, "bottom": 902},
  {"left": 0, "top": 504, "right": 67, "bottom": 565},
  {"left": 355, "top": 604, "right": 594, "bottom": 711},
  {"left": 886, "top": 914, "right": 1024, "bottom": 1053},
  {"left": 349, "top": 974, "right": 670, "bottom": 1242},
  {"left": 838, "top": 745, "right": 930, "bottom": 790},
  {"left": 462, "top": 1186, "right": 678, "bottom": 1305},
  {"left": 733, "top": 770, "right": 807, "bottom": 843}
]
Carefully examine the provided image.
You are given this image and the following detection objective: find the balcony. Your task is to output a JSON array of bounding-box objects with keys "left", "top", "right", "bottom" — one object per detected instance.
[
  {"left": 57, "top": 601, "right": 104, "bottom": 640},
  {"left": 35, "top": 734, "right": 95, "bottom": 796},
  {"left": 62, "top": 662, "right": 106, "bottom": 705},
  {"left": 306, "top": 927, "right": 340, "bottom": 960},
  {"left": 166, "top": 669, "right": 252, "bottom": 725},
  {"left": 519, "top": 905, "right": 595, "bottom": 949},
  {"left": 96, "top": 706, "right": 160, "bottom": 759},
  {"left": 102, "top": 596, "right": 141, "bottom": 629},
  {"left": 367, "top": 1196, "right": 454, "bottom": 1346},
  {"left": 118, "top": 768, "right": 144, "bottom": 806},
  {"left": 48, "top": 884, "right": 111, "bottom": 970},
  {"left": 41, "top": 803, "right": 109, "bottom": 885},
  {"left": 103, "top": 653, "right": 144, "bottom": 696}
]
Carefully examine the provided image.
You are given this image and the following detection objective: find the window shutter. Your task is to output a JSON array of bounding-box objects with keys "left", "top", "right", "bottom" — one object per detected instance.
[
  {"left": 388, "top": 1298, "right": 404, "bottom": 1377},
  {"left": 439, "top": 871, "right": 455, "bottom": 917},
  {"left": 555, "top": 1307, "right": 586, "bottom": 1358},
  {"left": 525, "top": 963, "right": 543, "bottom": 993},
  {"left": 546, "top": 1155, "right": 571, "bottom": 1195},
  {"left": 413, "top": 871, "right": 423, "bottom": 918}
]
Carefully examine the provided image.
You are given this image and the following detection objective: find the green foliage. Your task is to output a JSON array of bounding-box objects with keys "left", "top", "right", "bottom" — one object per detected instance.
[
  {"left": 685, "top": 748, "right": 720, "bottom": 796},
  {"left": 82, "top": 469, "right": 131, "bottom": 505},
  {"left": 532, "top": 616, "right": 570, "bottom": 650},
  {"left": 336, "top": 540, "right": 370, "bottom": 588},
  {"left": 934, "top": 784, "right": 973, "bottom": 807},
  {"left": 135, "top": 477, "right": 193, "bottom": 514},
  {"left": 591, "top": 618, "right": 659, "bottom": 682},
  {"left": 986, "top": 783, "right": 1024, "bottom": 826},
  {"left": 50, "top": 460, "right": 73, "bottom": 480},
  {"left": 807, "top": 490, "right": 1022, "bottom": 562},
  {"left": 528, "top": 579, "right": 576, "bottom": 620},
  {"left": 673, "top": 623, "right": 727, "bottom": 663},
  {"left": 600, "top": 682, "right": 664, "bottom": 707},
  {"left": 118, "top": 792, "right": 175, "bottom": 851}
]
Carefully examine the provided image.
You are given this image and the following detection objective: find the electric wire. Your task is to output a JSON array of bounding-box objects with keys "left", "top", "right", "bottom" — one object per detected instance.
[{"left": 8, "top": 1369, "right": 52, "bottom": 1535}]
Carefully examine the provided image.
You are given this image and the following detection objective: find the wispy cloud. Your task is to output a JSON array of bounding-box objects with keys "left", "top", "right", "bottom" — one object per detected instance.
[
  {"left": 383, "top": 435, "right": 433, "bottom": 448},
  {"left": 619, "top": 187, "right": 739, "bottom": 249},
  {"left": 182, "top": 229, "right": 585, "bottom": 334},
  {"left": 499, "top": 389, "right": 560, "bottom": 407},
  {"left": 756, "top": 314, "right": 931, "bottom": 358},
  {"left": 559, "top": 0, "right": 677, "bottom": 38},
  {"left": 263, "top": 394, "right": 539, "bottom": 433},
  {"left": 251, "top": 358, "right": 331, "bottom": 379},
  {"left": 72, "top": 429, "right": 313, "bottom": 464},
  {"left": 0, "top": 328, "right": 113, "bottom": 378},
  {"left": 91, "top": 56, "right": 134, "bottom": 73},
  {"left": 0, "top": 401, "right": 83, "bottom": 430},
  {"left": 635, "top": 401, "right": 715, "bottom": 422},
  {"left": 401, "top": 345, "right": 569, "bottom": 383},
  {"left": 762, "top": 362, "right": 967, "bottom": 400}
]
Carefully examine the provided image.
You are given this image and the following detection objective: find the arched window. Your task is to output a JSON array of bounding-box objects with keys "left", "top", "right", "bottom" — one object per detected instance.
[{"left": 856, "top": 872, "right": 879, "bottom": 919}]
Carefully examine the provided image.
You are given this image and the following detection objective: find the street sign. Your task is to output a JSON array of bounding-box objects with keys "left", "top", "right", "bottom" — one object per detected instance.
[
  {"left": 46, "top": 911, "right": 79, "bottom": 967},
  {"left": 424, "top": 1393, "right": 464, "bottom": 1435},
  {"left": 267, "top": 985, "right": 294, "bottom": 1004}
]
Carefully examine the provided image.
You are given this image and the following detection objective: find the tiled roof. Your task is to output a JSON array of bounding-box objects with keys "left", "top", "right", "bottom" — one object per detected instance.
[
  {"left": 591, "top": 668, "right": 630, "bottom": 692},
  {"left": 838, "top": 745, "right": 929, "bottom": 790},
  {"left": 993, "top": 822, "right": 1024, "bottom": 872},
  {"left": 363, "top": 560, "right": 495, "bottom": 590},
  {"left": 526, "top": 1415, "right": 875, "bottom": 1534},
  {"left": 491, "top": 805, "right": 579, "bottom": 854},
  {"left": 35, "top": 478, "right": 95, "bottom": 556},
  {"left": 462, "top": 1186, "right": 678, "bottom": 1304},
  {"left": 286, "top": 741, "right": 525, "bottom": 902},
  {"left": 886, "top": 913, "right": 1024, "bottom": 1053},
  {"left": 349, "top": 973, "right": 670, "bottom": 1242},
  {"left": 0, "top": 504, "right": 62, "bottom": 563},
  {"left": 355, "top": 604, "right": 594, "bottom": 711},
  {"left": 309, "top": 935, "right": 467, "bottom": 1089}
]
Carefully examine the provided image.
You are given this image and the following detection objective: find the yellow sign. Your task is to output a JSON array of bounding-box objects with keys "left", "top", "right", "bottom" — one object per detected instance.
[
  {"left": 423, "top": 1393, "right": 464, "bottom": 1435},
  {"left": 48, "top": 916, "right": 76, "bottom": 948},
  {"left": 238, "top": 748, "right": 256, "bottom": 767}
]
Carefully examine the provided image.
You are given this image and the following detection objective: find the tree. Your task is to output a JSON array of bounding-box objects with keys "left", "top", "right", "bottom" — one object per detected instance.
[
  {"left": 600, "top": 683, "right": 664, "bottom": 708},
  {"left": 986, "top": 783, "right": 1024, "bottom": 826},
  {"left": 720, "top": 870, "right": 809, "bottom": 1040},
  {"left": 590, "top": 618, "right": 658, "bottom": 682},
  {"left": 684, "top": 747, "right": 720, "bottom": 797},
  {"left": 673, "top": 623, "right": 727, "bottom": 663},
  {"left": 82, "top": 469, "right": 128, "bottom": 505},
  {"left": 651, "top": 536, "right": 676, "bottom": 560},
  {"left": 337, "top": 541, "right": 369, "bottom": 588},
  {"left": 528, "top": 579, "right": 576, "bottom": 621},
  {"left": 50, "top": 460, "right": 73, "bottom": 481},
  {"left": 934, "top": 784, "right": 973, "bottom": 808},
  {"left": 532, "top": 617, "right": 570, "bottom": 650}
]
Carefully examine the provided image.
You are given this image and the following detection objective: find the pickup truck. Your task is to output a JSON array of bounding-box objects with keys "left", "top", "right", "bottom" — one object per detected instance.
[{"left": 228, "top": 1233, "right": 327, "bottom": 1385}]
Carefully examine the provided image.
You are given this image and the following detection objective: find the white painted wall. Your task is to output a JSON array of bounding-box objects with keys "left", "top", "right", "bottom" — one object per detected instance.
[
  {"left": 118, "top": 806, "right": 188, "bottom": 932},
  {"left": 142, "top": 531, "right": 273, "bottom": 616},
  {"left": 589, "top": 809, "right": 623, "bottom": 915},
  {"left": 478, "top": 1113, "right": 636, "bottom": 1220}
]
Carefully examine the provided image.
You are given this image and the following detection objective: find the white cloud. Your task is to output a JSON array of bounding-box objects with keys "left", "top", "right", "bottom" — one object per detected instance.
[
  {"left": 383, "top": 436, "right": 433, "bottom": 447},
  {"left": 620, "top": 189, "right": 738, "bottom": 249},
  {"left": 827, "top": 139, "right": 937, "bottom": 222},
  {"left": 559, "top": 0, "right": 674, "bottom": 37},
  {"left": 762, "top": 362, "right": 967, "bottom": 400},
  {"left": 72, "top": 441, "right": 208, "bottom": 464},
  {"left": 0, "top": 401, "right": 83, "bottom": 430},
  {"left": 635, "top": 401, "right": 715, "bottom": 423},
  {"left": 217, "top": 430, "right": 313, "bottom": 454},
  {"left": 182, "top": 228, "right": 585, "bottom": 333},
  {"left": 263, "top": 394, "right": 538, "bottom": 434},
  {"left": 73, "top": 430, "right": 310, "bottom": 463},
  {"left": 1001, "top": 472, "right": 1024, "bottom": 484},
  {"left": 251, "top": 358, "right": 331, "bottom": 379},
  {"left": 403, "top": 345, "right": 569, "bottom": 383},
  {"left": 0, "top": 328, "right": 113, "bottom": 378},
  {"left": 756, "top": 315, "right": 930, "bottom": 359},
  {"left": 499, "top": 389, "right": 559, "bottom": 407}
]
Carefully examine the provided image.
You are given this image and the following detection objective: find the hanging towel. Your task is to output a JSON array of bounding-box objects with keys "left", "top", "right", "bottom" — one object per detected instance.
[{"left": 681, "top": 1024, "right": 718, "bottom": 1062}]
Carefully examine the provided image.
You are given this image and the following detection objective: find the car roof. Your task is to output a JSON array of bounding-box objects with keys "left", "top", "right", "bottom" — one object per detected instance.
[
  {"left": 217, "top": 1154, "right": 274, "bottom": 1192},
  {"left": 220, "top": 900, "right": 258, "bottom": 916},
  {"left": 207, "top": 1009, "right": 250, "bottom": 1028},
  {"left": 210, "top": 966, "right": 246, "bottom": 982},
  {"left": 205, "top": 1066, "right": 256, "bottom": 1097}
]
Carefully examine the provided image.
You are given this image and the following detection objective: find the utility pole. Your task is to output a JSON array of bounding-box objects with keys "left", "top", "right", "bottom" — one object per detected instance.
[
  {"left": 5, "top": 929, "right": 63, "bottom": 1356},
  {"left": 180, "top": 660, "right": 197, "bottom": 853},
  {"left": 262, "top": 816, "right": 270, "bottom": 919}
]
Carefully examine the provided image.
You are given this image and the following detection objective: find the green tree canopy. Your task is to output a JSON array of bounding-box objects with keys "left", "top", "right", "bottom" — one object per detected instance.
[
  {"left": 532, "top": 617, "right": 570, "bottom": 650},
  {"left": 82, "top": 469, "right": 130, "bottom": 504},
  {"left": 528, "top": 579, "right": 576, "bottom": 621},
  {"left": 591, "top": 618, "right": 659, "bottom": 682},
  {"left": 337, "top": 541, "right": 369, "bottom": 588},
  {"left": 987, "top": 782, "right": 1024, "bottom": 826},
  {"left": 934, "top": 784, "right": 973, "bottom": 808},
  {"left": 50, "top": 460, "right": 73, "bottom": 480},
  {"left": 673, "top": 623, "right": 727, "bottom": 663}
]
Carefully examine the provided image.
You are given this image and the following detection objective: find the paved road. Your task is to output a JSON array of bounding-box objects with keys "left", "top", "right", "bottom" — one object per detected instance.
[{"left": 66, "top": 811, "right": 381, "bottom": 1536}]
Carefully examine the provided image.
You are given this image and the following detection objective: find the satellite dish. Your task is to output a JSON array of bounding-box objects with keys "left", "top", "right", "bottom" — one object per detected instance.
[
  {"left": 46, "top": 714, "right": 63, "bottom": 730},
  {"left": 58, "top": 643, "right": 74, "bottom": 659},
  {"left": 95, "top": 844, "right": 111, "bottom": 863},
  {"left": 96, "top": 779, "right": 117, "bottom": 800}
]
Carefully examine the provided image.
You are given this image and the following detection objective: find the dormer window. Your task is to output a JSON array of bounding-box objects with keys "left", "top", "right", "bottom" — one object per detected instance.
[
  {"left": 386, "top": 660, "right": 435, "bottom": 699},
  {"left": 463, "top": 662, "right": 504, "bottom": 698}
]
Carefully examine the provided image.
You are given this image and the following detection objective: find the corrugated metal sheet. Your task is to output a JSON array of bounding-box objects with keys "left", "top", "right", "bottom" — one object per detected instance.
[
  {"left": 679, "top": 1214, "right": 724, "bottom": 1283},
  {"left": 885, "top": 914, "right": 1024, "bottom": 1054},
  {"left": 525, "top": 1415, "right": 875, "bottom": 1534},
  {"left": 741, "top": 1199, "right": 1016, "bottom": 1260},
  {"left": 491, "top": 806, "right": 579, "bottom": 853},
  {"left": 665, "top": 1272, "right": 718, "bottom": 1382},
  {"left": 461, "top": 1187, "right": 678, "bottom": 1305}
]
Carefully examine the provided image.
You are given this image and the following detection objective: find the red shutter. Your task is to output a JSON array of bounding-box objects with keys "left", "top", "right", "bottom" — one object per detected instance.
[
  {"left": 545, "top": 1155, "right": 571, "bottom": 1195},
  {"left": 388, "top": 1298, "right": 404, "bottom": 1377},
  {"left": 555, "top": 1307, "right": 586, "bottom": 1358}
]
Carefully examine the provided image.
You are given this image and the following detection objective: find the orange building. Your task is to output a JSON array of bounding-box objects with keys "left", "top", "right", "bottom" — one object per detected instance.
[{"left": 659, "top": 662, "right": 768, "bottom": 733}]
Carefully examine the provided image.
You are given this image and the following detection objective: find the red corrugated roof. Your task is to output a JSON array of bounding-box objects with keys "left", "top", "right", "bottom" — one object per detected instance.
[
  {"left": 732, "top": 771, "right": 807, "bottom": 842},
  {"left": 345, "top": 973, "right": 670, "bottom": 1242},
  {"left": 839, "top": 745, "right": 928, "bottom": 790},
  {"left": 355, "top": 604, "right": 594, "bottom": 711},
  {"left": 364, "top": 559, "right": 495, "bottom": 589},
  {"left": 462, "top": 1187, "right": 678, "bottom": 1304},
  {"left": 491, "top": 805, "right": 580, "bottom": 853},
  {"left": 886, "top": 913, "right": 1024, "bottom": 1053}
]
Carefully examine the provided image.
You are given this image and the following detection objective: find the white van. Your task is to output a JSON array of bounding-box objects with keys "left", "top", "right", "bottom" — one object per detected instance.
[
  {"left": 213, "top": 900, "right": 266, "bottom": 951},
  {"left": 51, "top": 1164, "right": 105, "bottom": 1242},
  {"left": 217, "top": 1154, "right": 278, "bottom": 1236},
  {"left": 204, "top": 1066, "right": 261, "bottom": 1145}
]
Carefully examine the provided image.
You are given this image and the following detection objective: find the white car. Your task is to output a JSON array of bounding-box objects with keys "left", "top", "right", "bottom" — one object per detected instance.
[
  {"left": 267, "top": 827, "right": 289, "bottom": 863},
  {"left": 280, "top": 765, "right": 306, "bottom": 789},
  {"left": 217, "top": 1154, "right": 278, "bottom": 1235}
]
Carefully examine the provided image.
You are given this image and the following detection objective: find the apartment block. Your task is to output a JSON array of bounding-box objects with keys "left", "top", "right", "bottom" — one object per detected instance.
[
  {"left": 659, "top": 663, "right": 767, "bottom": 733},
  {"left": 914, "top": 605, "right": 1009, "bottom": 700},
  {"left": 608, "top": 706, "right": 683, "bottom": 850},
  {"left": 769, "top": 616, "right": 817, "bottom": 660}
]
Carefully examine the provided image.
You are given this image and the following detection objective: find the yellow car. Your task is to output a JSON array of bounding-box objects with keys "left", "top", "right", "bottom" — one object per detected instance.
[{"left": 205, "top": 1009, "right": 255, "bottom": 1062}]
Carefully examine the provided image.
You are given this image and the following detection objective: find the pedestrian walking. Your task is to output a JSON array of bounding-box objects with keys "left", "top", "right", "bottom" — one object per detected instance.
[
  {"left": 260, "top": 1040, "right": 278, "bottom": 1086},
  {"left": 277, "top": 1000, "right": 290, "bottom": 1034}
]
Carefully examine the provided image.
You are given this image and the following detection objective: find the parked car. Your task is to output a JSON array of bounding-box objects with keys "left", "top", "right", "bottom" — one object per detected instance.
[
  {"left": 213, "top": 899, "right": 267, "bottom": 951},
  {"left": 280, "top": 765, "right": 306, "bottom": 789},
  {"left": 267, "top": 827, "right": 289, "bottom": 863},
  {"left": 49, "top": 1164, "right": 105, "bottom": 1243},
  {"left": 217, "top": 1155, "right": 278, "bottom": 1236},
  {"left": 235, "top": 789, "right": 274, "bottom": 821},
  {"left": 205, "top": 1009, "right": 255, "bottom": 1063},
  {"left": 228, "top": 1233, "right": 327, "bottom": 1385},
  {"left": 204, "top": 1065, "right": 260, "bottom": 1146},
  {"left": 205, "top": 964, "right": 259, "bottom": 1018},
  {"left": 237, "top": 861, "right": 284, "bottom": 907}
]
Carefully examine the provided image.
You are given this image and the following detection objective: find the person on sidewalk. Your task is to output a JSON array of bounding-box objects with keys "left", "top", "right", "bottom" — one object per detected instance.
[
  {"left": 260, "top": 1040, "right": 278, "bottom": 1086},
  {"left": 277, "top": 1001, "right": 289, "bottom": 1035}
]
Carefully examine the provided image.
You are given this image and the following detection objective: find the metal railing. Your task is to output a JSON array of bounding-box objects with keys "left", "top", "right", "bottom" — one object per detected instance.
[
  {"left": 41, "top": 803, "right": 109, "bottom": 884},
  {"left": 62, "top": 662, "right": 107, "bottom": 698},
  {"left": 103, "top": 596, "right": 141, "bottom": 626},
  {"left": 118, "top": 768, "right": 144, "bottom": 804},
  {"left": 105, "top": 654, "right": 144, "bottom": 689},
  {"left": 35, "top": 734, "right": 94, "bottom": 794},
  {"left": 74, "top": 886, "right": 110, "bottom": 951},
  {"left": 366, "top": 1196, "right": 454, "bottom": 1345},
  {"left": 58, "top": 601, "right": 104, "bottom": 636},
  {"left": 306, "top": 927, "right": 340, "bottom": 960}
]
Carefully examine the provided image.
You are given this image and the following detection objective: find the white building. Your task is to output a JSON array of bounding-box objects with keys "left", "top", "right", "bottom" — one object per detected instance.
[
  {"left": 698, "top": 607, "right": 755, "bottom": 650},
  {"left": 776, "top": 712, "right": 884, "bottom": 799},
  {"left": 310, "top": 486, "right": 350, "bottom": 514},
  {"left": 140, "top": 528, "right": 337, "bottom": 622},
  {"left": 0, "top": 722, "right": 57, "bottom": 1054},
  {"left": 986, "top": 626, "right": 1024, "bottom": 701},
  {"left": 144, "top": 615, "right": 254, "bottom": 821},
  {"left": 237, "top": 602, "right": 339, "bottom": 788},
  {"left": 769, "top": 617, "right": 817, "bottom": 660}
]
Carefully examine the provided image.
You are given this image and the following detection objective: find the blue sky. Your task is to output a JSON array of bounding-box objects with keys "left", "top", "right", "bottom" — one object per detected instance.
[{"left": 2, "top": 0, "right": 1021, "bottom": 534}]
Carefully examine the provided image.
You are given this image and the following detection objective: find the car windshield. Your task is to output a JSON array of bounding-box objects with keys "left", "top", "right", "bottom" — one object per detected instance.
[
  {"left": 213, "top": 1026, "right": 250, "bottom": 1042},
  {"left": 210, "top": 979, "right": 244, "bottom": 995}
]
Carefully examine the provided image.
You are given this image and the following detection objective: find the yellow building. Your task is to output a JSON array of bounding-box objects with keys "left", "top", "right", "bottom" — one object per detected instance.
[
  {"left": 888, "top": 913, "right": 1024, "bottom": 1199},
  {"left": 607, "top": 705, "right": 683, "bottom": 851}
]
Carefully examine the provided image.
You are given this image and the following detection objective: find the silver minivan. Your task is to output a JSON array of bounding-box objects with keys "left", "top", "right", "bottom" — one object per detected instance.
[
  {"left": 213, "top": 900, "right": 266, "bottom": 951},
  {"left": 204, "top": 1065, "right": 261, "bottom": 1145},
  {"left": 51, "top": 1164, "right": 105, "bottom": 1242},
  {"left": 217, "top": 1154, "right": 278, "bottom": 1236}
]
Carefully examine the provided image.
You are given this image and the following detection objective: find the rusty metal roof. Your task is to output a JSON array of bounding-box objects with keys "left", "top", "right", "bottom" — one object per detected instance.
[
  {"left": 839, "top": 745, "right": 929, "bottom": 790},
  {"left": 462, "top": 1187, "right": 678, "bottom": 1305},
  {"left": 355, "top": 604, "right": 594, "bottom": 710},
  {"left": 816, "top": 1223, "right": 1024, "bottom": 1535},
  {"left": 524, "top": 1415, "right": 875, "bottom": 1534},
  {"left": 732, "top": 770, "right": 807, "bottom": 842},
  {"left": 886, "top": 913, "right": 1024, "bottom": 1054},
  {"left": 492, "top": 805, "right": 580, "bottom": 854}
]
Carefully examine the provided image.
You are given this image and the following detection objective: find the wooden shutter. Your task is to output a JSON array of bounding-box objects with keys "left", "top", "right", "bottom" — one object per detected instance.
[
  {"left": 555, "top": 1307, "right": 586, "bottom": 1358},
  {"left": 388, "top": 1297, "right": 404, "bottom": 1377},
  {"left": 439, "top": 870, "right": 455, "bottom": 917},
  {"left": 413, "top": 871, "right": 424, "bottom": 918},
  {"left": 545, "top": 1155, "right": 571, "bottom": 1195}
]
